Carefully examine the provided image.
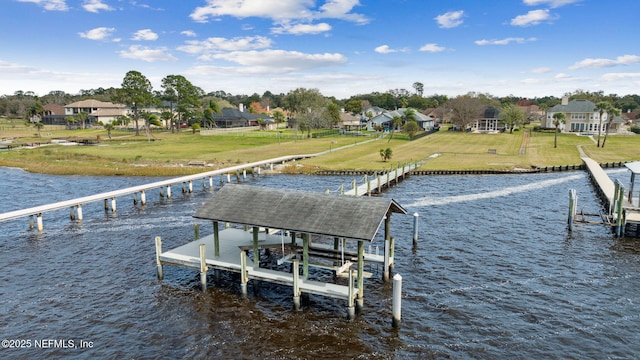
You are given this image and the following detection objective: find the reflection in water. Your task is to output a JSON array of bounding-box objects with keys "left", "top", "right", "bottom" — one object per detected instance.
[{"left": 0, "top": 167, "right": 639, "bottom": 358}]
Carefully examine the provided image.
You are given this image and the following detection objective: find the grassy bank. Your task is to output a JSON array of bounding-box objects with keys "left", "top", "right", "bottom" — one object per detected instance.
[{"left": 1, "top": 123, "right": 639, "bottom": 176}]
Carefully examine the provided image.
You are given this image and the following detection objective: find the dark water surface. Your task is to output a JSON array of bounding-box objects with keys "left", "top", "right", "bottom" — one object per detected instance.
[{"left": 1, "top": 167, "right": 639, "bottom": 359}]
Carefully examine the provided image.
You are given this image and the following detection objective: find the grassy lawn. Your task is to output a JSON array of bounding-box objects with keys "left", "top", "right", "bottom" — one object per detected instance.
[{"left": 1, "top": 122, "right": 639, "bottom": 176}]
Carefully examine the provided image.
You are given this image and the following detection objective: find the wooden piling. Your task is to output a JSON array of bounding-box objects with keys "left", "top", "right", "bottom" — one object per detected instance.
[
  {"left": 166, "top": 185, "right": 171, "bottom": 199},
  {"left": 303, "top": 233, "right": 310, "bottom": 279},
  {"left": 194, "top": 223, "right": 200, "bottom": 240},
  {"left": 77, "top": 205, "right": 83, "bottom": 221},
  {"left": 347, "top": 268, "right": 355, "bottom": 320},
  {"left": 383, "top": 238, "right": 390, "bottom": 282},
  {"left": 392, "top": 274, "right": 402, "bottom": 328},
  {"left": 199, "top": 243, "right": 207, "bottom": 291},
  {"left": 293, "top": 259, "right": 301, "bottom": 310},
  {"left": 213, "top": 221, "right": 220, "bottom": 256},
  {"left": 568, "top": 189, "right": 577, "bottom": 231},
  {"left": 140, "top": 191, "right": 146, "bottom": 205},
  {"left": 357, "top": 240, "right": 364, "bottom": 308},
  {"left": 240, "top": 250, "right": 248, "bottom": 297},
  {"left": 37, "top": 213, "right": 43, "bottom": 232},
  {"left": 155, "top": 236, "right": 164, "bottom": 280},
  {"left": 111, "top": 197, "right": 116, "bottom": 212},
  {"left": 412, "top": 213, "right": 419, "bottom": 244},
  {"left": 252, "top": 226, "right": 259, "bottom": 265}
]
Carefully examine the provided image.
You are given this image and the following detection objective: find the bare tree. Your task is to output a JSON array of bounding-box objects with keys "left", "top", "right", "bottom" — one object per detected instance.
[{"left": 448, "top": 95, "right": 484, "bottom": 130}]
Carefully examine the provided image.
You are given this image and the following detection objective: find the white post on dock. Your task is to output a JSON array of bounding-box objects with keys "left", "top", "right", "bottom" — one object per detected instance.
[
  {"left": 166, "top": 185, "right": 171, "bottom": 199},
  {"left": 36, "top": 213, "right": 43, "bottom": 232},
  {"left": 413, "top": 212, "right": 420, "bottom": 245},
  {"left": 615, "top": 180, "right": 625, "bottom": 237},
  {"left": 110, "top": 197, "right": 116, "bottom": 212},
  {"left": 243, "top": 169, "right": 247, "bottom": 180},
  {"left": 209, "top": 176, "right": 213, "bottom": 189},
  {"left": 366, "top": 175, "right": 371, "bottom": 196},
  {"left": 227, "top": 173, "right": 231, "bottom": 183},
  {"left": 77, "top": 205, "right": 83, "bottom": 221},
  {"left": 155, "top": 236, "right": 163, "bottom": 280},
  {"left": 352, "top": 179, "right": 357, "bottom": 196},
  {"left": 240, "top": 250, "right": 248, "bottom": 297},
  {"left": 140, "top": 191, "right": 146, "bottom": 206},
  {"left": 357, "top": 240, "right": 364, "bottom": 309},
  {"left": 188, "top": 180, "right": 193, "bottom": 193},
  {"left": 293, "top": 259, "right": 301, "bottom": 310},
  {"left": 568, "top": 189, "right": 577, "bottom": 231},
  {"left": 199, "top": 243, "right": 207, "bottom": 291},
  {"left": 392, "top": 273, "right": 402, "bottom": 328},
  {"left": 347, "top": 268, "right": 355, "bottom": 320}
]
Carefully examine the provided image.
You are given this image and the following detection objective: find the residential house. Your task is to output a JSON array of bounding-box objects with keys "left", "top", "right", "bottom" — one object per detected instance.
[
  {"left": 366, "top": 108, "right": 435, "bottom": 132},
  {"left": 213, "top": 106, "right": 274, "bottom": 128},
  {"left": 545, "top": 98, "right": 625, "bottom": 134},
  {"left": 41, "top": 104, "right": 66, "bottom": 125},
  {"left": 471, "top": 106, "right": 502, "bottom": 132},
  {"left": 64, "top": 99, "right": 126, "bottom": 127}
]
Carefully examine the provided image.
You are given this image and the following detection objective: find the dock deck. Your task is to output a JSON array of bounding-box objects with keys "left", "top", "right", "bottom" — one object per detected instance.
[{"left": 159, "top": 229, "right": 358, "bottom": 301}]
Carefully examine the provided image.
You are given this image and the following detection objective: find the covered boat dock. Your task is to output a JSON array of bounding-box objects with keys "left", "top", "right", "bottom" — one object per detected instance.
[{"left": 155, "top": 184, "right": 408, "bottom": 319}]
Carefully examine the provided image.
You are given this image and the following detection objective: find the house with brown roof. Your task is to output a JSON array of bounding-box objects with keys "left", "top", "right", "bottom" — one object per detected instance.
[{"left": 64, "top": 99, "right": 127, "bottom": 126}]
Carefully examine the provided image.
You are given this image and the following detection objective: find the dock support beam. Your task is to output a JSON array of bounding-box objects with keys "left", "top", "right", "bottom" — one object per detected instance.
[
  {"left": 213, "top": 221, "right": 220, "bottom": 257},
  {"left": 392, "top": 274, "right": 402, "bottom": 328},
  {"left": 303, "top": 233, "right": 310, "bottom": 279},
  {"left": 412, "top": 212, "right": 419, "bottom": 245},
  {"left": 253, "top": 226, "right": 260, "bottom": 265},
  {"left": 357, "top": 240, "right": 364, "bottom": 309},
  {"left": 155, "top": 236, "right": 163, "bottom": 280},
  {"left": 568, "top": 189, "right": 577, "bottom": 231},
  {"left": 293, "top": 259, "right": 301, "bottom": 310},
  {"left": 199, "top": 244, "right": 207, "bottom": 291},
  {"left": 36, "top": 213, "right": 43, "bottom": 232},
  {"left": 347, "top": 268, "right": 355, "bottom": 320},
  {"left": 240, "top": 250, "right": 248, "bottom": 297}
]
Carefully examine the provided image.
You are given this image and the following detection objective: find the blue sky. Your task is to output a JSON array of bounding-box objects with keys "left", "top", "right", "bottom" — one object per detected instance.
[{"left": 2, "top": 0, "right": 639, "bottom": 99}]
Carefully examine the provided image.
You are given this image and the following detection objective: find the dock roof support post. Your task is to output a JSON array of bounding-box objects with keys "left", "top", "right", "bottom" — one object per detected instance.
[
  {"left": 155, "top": 236, "right": 163, "bottom": 280},
  {"left": 357, "top": 240, "right": 364, "bottom": 310},
  {"left": 293, "top": 259, "right": 301, "bottom": 310},
  {"left": 213, "top": 221, "right": 220, "bottom": 257},
  {"left": 352, "top": 179, "right": 357, "bottom": 196},
  {"left": 303, "top": 233, "right": 310, "bottom": 279},
  {"left": 383, "top": 238, "right": 390, "bottom": 282},
  {"left": 389, "top": 236, "right": 395, "bottom": 270},
  {"left": 377, "top": 172, "right": 381, "bottom": 193},
  {"left": 366, "top": 175, "right": 371, "bottom": 196},
  {"left": 412, "top": 212, "right": 419, "bottom": 244},
  {"left": 253, "top": 226, "right": 260, "bottom": 265},
  {"left": 290, "top": 231, "right": 296, "bottom": 246},
  {"left": 240, "top": 250, "right": 248, "bottom": 297},
  {"left": 384, "top": 213, "right": 391, "bottom": 243},
  {"left": 615, "top": 180, "right": 625, "bottom": 237},
  {"left": 199, "top": 243, "right": 207, "bottom": 291},
  {"left": 36, "top": 213, "right": 43, "bottom": 232}
]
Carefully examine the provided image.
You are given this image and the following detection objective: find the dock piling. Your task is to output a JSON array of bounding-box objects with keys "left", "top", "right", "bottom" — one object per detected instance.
[
  {"left": 36, "top": 213, "right": 43, "bottom": 232},
  {"left": 412, "top": 212, "right": 419, "bottom": 245},
  {"left": 347, "top": 268, "right": 355, "bottom": 320},
  {"left": 392, "top": 273, "right": 402, "bottom": 328},
  {"left": 155, "top": 236, "right": 163, "bottom": 280},
  {"left": 568, "top": 189, "right": 577, "bottom": 231},
  {"left": 293, "top": 259, "right": 301, "bottom": 310},
  {"left": 199, "top": 243, "right": 207, "bottom": 291}
]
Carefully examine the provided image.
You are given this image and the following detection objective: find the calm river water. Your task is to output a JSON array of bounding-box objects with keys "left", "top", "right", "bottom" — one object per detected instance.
[{"left": 1, "top": 166, "right": 639, "bottom": 359}]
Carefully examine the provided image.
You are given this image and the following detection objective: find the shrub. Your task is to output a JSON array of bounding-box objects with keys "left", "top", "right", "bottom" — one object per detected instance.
[{"left": 630, "top": 126, "right": 640, "bottom": 134}]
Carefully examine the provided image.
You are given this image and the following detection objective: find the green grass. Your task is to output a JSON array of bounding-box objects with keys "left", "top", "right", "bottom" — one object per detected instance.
[{"left": 1, "top": 124, "right": 639, "bottom": 176}]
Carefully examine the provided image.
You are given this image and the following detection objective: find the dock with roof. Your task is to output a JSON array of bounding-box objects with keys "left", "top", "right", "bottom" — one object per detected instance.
[{"left": 155, "top": 183, "right": 408, "bottom": 319}]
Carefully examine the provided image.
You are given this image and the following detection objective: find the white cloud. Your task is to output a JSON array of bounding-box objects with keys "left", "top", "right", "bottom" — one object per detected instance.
[
  {"left": 601, "top": 72, "right": 640, "bottom": 81},
  {"left": 82, "top": 0, "right": 113, "bottom": 13},
  {"left": 177, "top": 36, "right": 272, "bottom": 56},
  {"left": 272, "top": 22, "right": 332, "bottom": 35},
  {"left": 190, "top": 0, "right": 368, "bottom": 25},
  {"left": 419, "top": 43, "right": 446, "bottom": 53},
  {"left": 131, "top": 29, "right": 159, "bottom": 41},
  {"left": 569, "top": 55, "right": 640, "bottom": 70},
  {"left": 181, "top": 30, "right": 197, "bottom": 37},
  {"left": 210, "top": 50, "right": 347, "bottom": 71},
  {"left": 118, "top": 45, "right": 178, "bottom": 62},
  {"left": 511, "top": 9, "right": 553, "bottom": 26},
  {"left": 17, "top": 0, "right": 68, "bottom": 11},
  {"left": 374, "top": 45, "right": 409, "bottom": 54},
  {"left": 554, "top": 73, "right": 571, "bottom": 79},
  {"left": 78, "top": 27, "right": 116, "bottom": 41},
  {"left": 475, "top": 37, "right": 537, "bottom": 45},
  {"left": 531, "top": 67, "right": 552, "bottom": 73},
  {"left": 434, "top": 10, "right": 464, "bottom": 28},
  {"left": 523, "top": 0, "right": 581, "bottom": 8}
]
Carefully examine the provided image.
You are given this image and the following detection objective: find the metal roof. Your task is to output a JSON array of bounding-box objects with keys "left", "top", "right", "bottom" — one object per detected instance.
[
  {"left": 625, "top": 161, "right": 640, "bottom": 174},
  {"left": 193, "top": 184, "right": 408, "bottom": 242}
]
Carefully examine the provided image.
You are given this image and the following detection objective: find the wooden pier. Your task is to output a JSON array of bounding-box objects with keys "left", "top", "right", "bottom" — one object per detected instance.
[
  {"left": 156, "top": 184, "right": 408, "bottom": 319},
  {"left": 575, "top": 156, "right": 640, "bottom": 237},
  {"left": 341, "top": 161, "right": 422, "bottom": 196}
]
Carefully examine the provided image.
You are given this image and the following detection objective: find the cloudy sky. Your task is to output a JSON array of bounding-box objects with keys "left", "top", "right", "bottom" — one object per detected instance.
[{"left": 2, "top": 0, "right": 639, "bottom": 99}]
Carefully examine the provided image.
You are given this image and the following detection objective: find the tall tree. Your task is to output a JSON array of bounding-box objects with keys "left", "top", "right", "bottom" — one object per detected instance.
[
  {"left": 449, "top": 95, "right": 484, "bottom": 130},
  {"left": 601, "top": 107, "right": 621, "bottom": 148},
  {"left": 387, "top": 115, "right": 403, "bottom": 142},
  {"left": 594, "top": 101, "right": 614, "bottom": 147},
  {"left": 161, "top": 75, "right": 203, "bottom": 133},
  {"left": 113, "top": 70, "right": 154, "bottom": 136},
  {"left": 552, "top": 112, "right": 566, "bottom": 148},
  {"left": 412, "top": 82, "right": 424, "bottom": 97},
  {"left": 283, "top": 88, "right": 328, "bottom": 137},
  {"left": 499, "top": 104, "right": 526, "bottom": 133}
]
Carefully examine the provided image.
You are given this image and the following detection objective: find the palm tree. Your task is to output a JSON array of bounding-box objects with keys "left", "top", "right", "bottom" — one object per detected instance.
[
  {"left": 594, "top": 101, "right": 613, "bottom": 147},
  {"left": 104, "top": 123, "right": 114, "bottom": 140},
  {"left": 387, "top": 115, "right": 402, "bottom": 143},
  {"left": 601, "top": 107, "right": 621, "bottom": 148},
  {"left": 33, "top": 121, "right": 44, "bottom": 137},
  {"left": 552, "top": 112, "right": 566, "bottom": 148}
]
